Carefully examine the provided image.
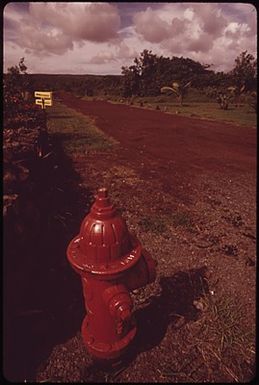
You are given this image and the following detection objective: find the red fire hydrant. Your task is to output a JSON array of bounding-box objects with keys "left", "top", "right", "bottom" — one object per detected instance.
[{"left": 67, "top": 187, "right": 157, "bottom": 361}]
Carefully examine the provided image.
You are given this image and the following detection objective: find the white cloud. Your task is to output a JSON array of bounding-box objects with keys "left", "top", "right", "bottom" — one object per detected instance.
[
  {"left": 29, "top": 2, "right": 121, "bottom": 43},
  {"left": 4, "top": 2, "right": 121, "bottom": 57},
  {"left": 133, "top": 7, "right": 170, "bottom": 43},
  {"left": 183, "top": 8, "right": 194, "bottom": 21},
  {"left": 3, "top": 2, "right": 257, "bottom": 74},
  {"left": 131, "top": 2, "right": 256, "bottom": 71}
]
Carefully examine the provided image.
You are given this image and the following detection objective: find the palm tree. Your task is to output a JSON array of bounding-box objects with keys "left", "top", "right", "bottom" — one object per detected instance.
[
  {"left": 248, "top": 91, "right": 257, "bottom": 111},
  {"left": 161, "top": 81, "right": 192, "bottom": 106},
  {"left": 216, "top": 92, "right": 230, "bottom": 110},
  {"left": 227, "top": 84, "right": 245, "bottom": 107}
]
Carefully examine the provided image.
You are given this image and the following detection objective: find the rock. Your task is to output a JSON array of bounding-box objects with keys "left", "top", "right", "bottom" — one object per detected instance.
[
  {"left": 17, "top": 165, "right": 30, "bottom": 182},
  {"left": 246, "top": 257, "right": 255, "bottom": 266},
  {"left": 4, "top": 170, "right": 17, "bottom": 187},
  {"left": 3, "top": 194, "right": 19, "bottom": 217},
  {"left": 193, "top": 299, "right": 206, "bottom": 311}
]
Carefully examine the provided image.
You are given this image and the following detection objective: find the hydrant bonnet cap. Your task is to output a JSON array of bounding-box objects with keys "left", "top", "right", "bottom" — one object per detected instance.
[{"left": 67, "top": 187, "right": 142, "bottom": 275}]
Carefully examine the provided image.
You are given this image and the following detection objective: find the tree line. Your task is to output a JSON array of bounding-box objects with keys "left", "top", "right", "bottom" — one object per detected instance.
[
  {"left": 4, "top": 50, "right": 257, "bottom": 109},
  {"left": 121, "top": 50, "right": 257, "bottom": 99}
]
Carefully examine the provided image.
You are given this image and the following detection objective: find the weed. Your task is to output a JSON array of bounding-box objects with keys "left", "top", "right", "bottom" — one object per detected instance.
[
  {"left": 138, "top": 215, "right": 168, "bottom": 234},
  {"left": 172, "top": 211, "right": 193, "bottom": 228},
  {"left": 183, "top": 291, "right": 255, "bottom": 381},
  {"left": 158, "top": 265, "right": 255, "bottom": 382},
  {"left": 101, "top": 165, "right": 141, "bottom": 191},
  {"left": 138, "top": 210, "right": 193, "bottom": 234}
]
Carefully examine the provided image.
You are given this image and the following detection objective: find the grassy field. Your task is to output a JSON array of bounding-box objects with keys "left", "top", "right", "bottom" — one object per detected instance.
[
  {"left": 81, "top": 94, "right": 256, "bottom": 128},
  {"left": 47, "top": 102, "right": 117, "bottom": 155}
]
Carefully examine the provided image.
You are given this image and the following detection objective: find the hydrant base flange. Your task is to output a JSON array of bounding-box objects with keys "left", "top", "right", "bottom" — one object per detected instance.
[{"left": 82, "top": 315, "right": 137, "bottom": 360}]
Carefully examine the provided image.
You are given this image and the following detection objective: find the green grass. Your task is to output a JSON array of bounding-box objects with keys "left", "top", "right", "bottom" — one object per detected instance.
[
  {"left": 138, "top": 211, "right": 193, "bottom": 234},
  {"left": 168, "top": 102, "right": 256, "bottom": 127},
  {"left": 47, "top": 102, "right": 117, "bottom": 155},
  {"left": 138, "top": 215, "right": 168, "bottom": 234},
  {"left": 172, "top": 211, "right": 193, "bottom": 228},
  {"left": 84, "top": 94, "right": 256, "bottom": 128},
  {"left": 135, "top": 99, "right": 256, "bottom": 127}
]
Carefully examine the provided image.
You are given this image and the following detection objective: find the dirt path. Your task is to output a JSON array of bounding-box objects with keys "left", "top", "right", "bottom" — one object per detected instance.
[
  {"left": 38, "top": 92, "right": 256, "bottom": 382},
  {"left": 59, "top": 92, "right": 255, "bottom": 171},
  {"left": 59, "top": 92, "right": 255, "bottom": 199}
]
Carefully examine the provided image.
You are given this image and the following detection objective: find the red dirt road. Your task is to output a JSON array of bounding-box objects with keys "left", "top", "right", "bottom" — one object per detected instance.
[
  {"left": 59, "top": 92, "right": 256, "bottom": 204},
  {"left": 59, "top": 93, "right": 255, "bottom": 173}
]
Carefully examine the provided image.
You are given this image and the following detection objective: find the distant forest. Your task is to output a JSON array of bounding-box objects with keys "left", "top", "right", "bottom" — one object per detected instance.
[{"left": 27, "top": 73, "right": 122, "bottom": 96}]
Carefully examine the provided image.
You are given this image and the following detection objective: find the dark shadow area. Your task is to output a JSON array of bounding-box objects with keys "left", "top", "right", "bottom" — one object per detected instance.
[
  {"left": 3, "top": 132, "right": 94, "bottom": 382},
  {"left": 133, "top": 266, "right": 209, "bottom": 353},
  {"left": 48, "top": 115, "right": 75, "bottom": 120},
  {"left": 117, "top": 266, "right": 209, "bottom": 371},
  {"left": 49, "top": 132, "right": 85, "bottom": 141},
  {"left": 82, "top": 266, "right": 209, "bottom": 381}
]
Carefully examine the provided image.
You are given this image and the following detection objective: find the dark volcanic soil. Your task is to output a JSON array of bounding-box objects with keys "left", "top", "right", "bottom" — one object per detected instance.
[{"left": 23, "top": 92, "right": 256, "bottom": 382}]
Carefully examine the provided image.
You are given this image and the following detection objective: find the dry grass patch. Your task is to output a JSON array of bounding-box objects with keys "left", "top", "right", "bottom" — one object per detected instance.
[
  {"left": 47, "top": 102, "right": 117, "bottom": 155},
  {"left": 103, "top": 165, "right": 140, "bottom": 187},
  {"left": 174, "top": 290, "right": 255, "bottom": 382}
]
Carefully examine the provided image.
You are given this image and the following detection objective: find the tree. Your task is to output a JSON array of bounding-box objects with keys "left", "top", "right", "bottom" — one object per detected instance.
[
  {"left": 3, "top": 57, "right": 36, "bottom": 128},
  {"left": 121, "top": 50, "right": 159, "bottom": 97},
  {"left": 121, "top": 50, "right": 213, "bottom": 97},
  {"left": 4, "top": 57, "right": 30, "bottom": 105},
  {"left": 161, "top": 81, "right": 192, "bottom": 106},
  {"left": 3, "top": 58, "right": 41, "bottom": 130},
  {"left": 121, "top": 64, "right": 141, "bottom": 97},
  {"left": 134, "top": 50, "right": 160, "bottom": 96},
  {"left": 230, "top": 51, "right": 257, "bottom": 92}
]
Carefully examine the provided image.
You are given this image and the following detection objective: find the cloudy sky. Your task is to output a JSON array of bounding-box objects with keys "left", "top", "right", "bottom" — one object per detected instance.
[{"left": 3, "top": 2, "right": 257, "bottom": 75}]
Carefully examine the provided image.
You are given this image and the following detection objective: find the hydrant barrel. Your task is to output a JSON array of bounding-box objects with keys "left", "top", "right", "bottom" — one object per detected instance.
[{"left": 67, "top": 188, "right": 157, "bottom": 360}]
